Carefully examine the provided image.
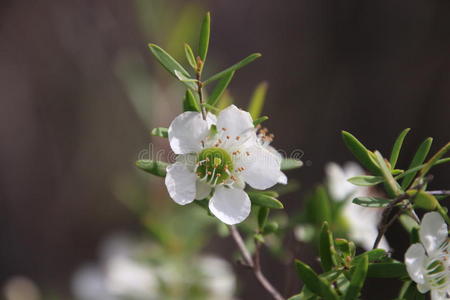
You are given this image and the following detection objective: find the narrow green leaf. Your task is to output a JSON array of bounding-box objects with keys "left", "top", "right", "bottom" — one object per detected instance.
[
  {"left": 347, "top": 175, "right": 384, "bottom": 186},
  {"left": 151, "top": 127, "right": 168, "bottom": 138},
  {"left": 184, "top": 43, "right": 197, "bottom": 69},
  {"left": 367, "top": 262, "right": 407, "bottom": 278},
  {"left": 390, "top": 128, "right": 411, "bottom": 168},
  {"left": 262, "top": 221, "right": 279, "bottom": 234},
  {"left": 415, "top": 142, "right": 450, "bottom": 183},
  {"left": 204, "top": 53, "right": 262, "bottom": 85},
  {"left": 248, "top": 81, "right": 268, "bottom": 119},
  {"left": 207, "top": 71, "right": 234, "bottom": 106},
  {"left": 183, "top": 89, "right": 200, "bottom": 112},
  {"left": 135, "top": 160, "right": 168, "bottom": 177},
  {"left": 198, "top": 12, "right": 210, "bottom": 63},
  {"left": 148, "top": 44, "right": 190, "bottom": 78},
  {"left": 294, "top": 260, "right": 339, "bottom": 300},
  {"left": 344, "top": 254, "right": 368, "bottom": 300},
  {"left": 401, "top": 137, "right": 433, "bottom": 190},
  {"left": 319, "top": 222, "right": 336, "bottom": 272},
  {"left": 281, "top": 158, "right": 303, "bottom": 171},
  {"left": 306, "top": 186, "right": 331, "bottom": 225},
  {"left": 352, "top": 197, "right": 391, "bottom": 208},
  {"left": 248, "top": 191, "right": 284, "bottom": 209},
  {"left": 353, "top": 249, "right": 388, "bottom": 264},
  {"left": 253, "top": 116, "right": 269, "bottom": 126},
  {"left": 374, "top": 151, "right": 403, "bottom": 196},
  {"left": 341, "top": 131, "right": 380, "bottom": 175},
  {"left": 407, "top": 190, "right": 438, "bottom": 210},
  {"left": 258, "top": 207, "right": 270, "bottom": 230}
]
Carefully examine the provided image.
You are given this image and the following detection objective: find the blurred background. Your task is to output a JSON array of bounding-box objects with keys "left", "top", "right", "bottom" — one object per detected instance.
[{"left": 0, "top": 0, "right": 449, "bottom": 299}]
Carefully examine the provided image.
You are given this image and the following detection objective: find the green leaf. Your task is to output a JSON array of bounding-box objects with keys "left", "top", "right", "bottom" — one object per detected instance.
[
  {"left": 319, "top": 222, "right": 336, "bottom": 272},
  {"left": 184, "top": 43, "right": 197, "bottom": 69},
  {"left": 198, "top": 12, "right": 210, "bottom": 63},
  {"left": 335, "top": 238, "right": 353, "bottom": 258},
  {"left": 151, "top": 127, "right": 168, "bottom": 138},
  {"left": 367, "top": 263, "right": 407, "bottom": 278},
  {"left": 248, "top": 191, "right": 284, "bottom": 209},
  {"left": 357, "top": 249, "right": 388, "bottom": 263},
  {"left": 135, "top": 160, "right": 168, "bottom": 177},
  {"left": 183, "top": 89, "right": 201, "bottom": 112},
  {"left": 414, "top": 142, "right": 450, "bottom": 183},
  {"left": 352, "top": 197, "right": 391, "bottom": 208},
  {"left": 348, "top": 175, "right": 384, "bottom": 186},
  {"left": 253, "top": 116, "right": 269, "bottom": 126},
  {"left": 306, "top": 186, "right": 331, "bottom": 225},
  {"left": 248, "top": 81, "right": 268, "bottom": 119},
  {"left": 374, "top": 151, "right": 403, "bottom": 196},
  {"left": 407, "top": 190, "right": 438, "bottom": 210},
  {"left": 262, "top": 221, "right": 279, "bottom": 234},
  {"left": 281, "top": 158, "right": 303, "bottom": 171},
  {"left": 390, "top": 128, "right": 411, "bottom": 169},
  {"left": 204, "top": 53, "right": 262, "bottom": 85},
  {"left": 207, "top": 71, "right": 235, "bottom": 106},
  {"left": 410, "top": 227, "right": 419, "bottom": 244},
  {"left": 148, "top": 44, "right": 195, "bottom": 90},
  {"left": 258, "top": 207, "right": 270, "bottom": 230},
  {"left": 401, "top": 137, "right": 433, "bottom": 190},
  {"left": 294, "top": 260, "right": 339, "bottom": 300},
  {"left": 341, "top": 131, "right": 380, "bottom": 175},
  {"left": 344, "top": 254, "right": 368, "bottom": 300}
]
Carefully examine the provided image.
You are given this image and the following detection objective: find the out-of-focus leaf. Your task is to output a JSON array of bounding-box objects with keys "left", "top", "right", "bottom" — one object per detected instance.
[
  {"left": 319, "top": 222, "right": 336, "bottom": 272},
  {"left": 401, "top": 281, "right": 426, "bottom": 300},
  {"left": 306, "top": 186, "right": 331, "bottom": 225},
  {"left": 281, "top": 158, "right": 303, "bottom": 171},
  {"left": 151, "top": 127, "right": 168, "bottom": 138},
  {"left": 410, "top": 227, "right": 419, "bottom": 244},
  {"left": 248, "top": 81, "right": 268, "bottom": 119},
  {"left": 253, "top": 116, "right": 269, "bottom": 126},
  {"left": 390, "top": 128, "right": 411, "bottom": 168},
  {"left": 401, "top": 137, "right": 433, "bottom": 190},
  {"left": 258, "top": 207, "right": 270, "bottom": 230},
  {"left": 248, "top": 191, "right": 284, "bottom": 209},
  {"left": 348, "top": 175, "right": 384, "bottom": 186},
  {"left": 207, "top": 71, "right": 234, "bottom": 106},
  {"left": 184, "top": 43, "right": 197, "bottom": 69},
  {"left": 344, "top": 254, "right": 368, "bottom": 300},
  {"left": 367, "top": 262, "right": 407, "bottom": 278},
  {"left": 294, "top": 260, "right": 339, "bottom": 300},
  {"left": 204, "top": 53, "right": 262, "bottom": 85},
  {"left": 262, "top": 221, "right": 279, "bottom": 234},
  {"left": 135, "top": 160, "right": 168, "bottom": 177},
  {"left": 352, "top": 197, "right": 391, "bottom": 208},
  {"left": 183, "top": 89, "right": 200, "bottom": 112},
  {"left": 341, "top": 131, "right": 380, "bottom": 175},
  {"left": 198, "top": 12, "right": 210, "bottom": 63}
]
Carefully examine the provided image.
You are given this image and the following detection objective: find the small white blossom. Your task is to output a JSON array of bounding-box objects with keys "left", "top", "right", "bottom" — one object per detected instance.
[
  {"left": 325, "top": 162, "right": 390, "bottom": 251},
  {"left": 405, "top": 212, "right": 450, "bottom": 300},
  {"left": 165, "top": 105, "right": 286, "bottom": 225}
]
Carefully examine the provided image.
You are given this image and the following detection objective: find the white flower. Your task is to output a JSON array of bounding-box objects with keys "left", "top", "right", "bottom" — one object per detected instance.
[
  {"left": 405, "top": 212, "right": 450, "bottom": 300},
  {"left": 165, "top": 104, "right": 286, "bottom": 225},
  {"left": 325, "top": 162, "right": 390, "bottom": 251}
]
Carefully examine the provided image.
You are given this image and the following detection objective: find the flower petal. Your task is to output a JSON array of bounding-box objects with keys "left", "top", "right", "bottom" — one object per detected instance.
[
  {"left": 431, "top": 290, "right": 447, "bottom": 300},
  {"left": 416, "top": 283, "right": 430, "bottom": 294},
  {"left": 239, "top": 145, "right": 283, "bottom": 190},
  {"left": 405, "top": 243, "right": 427, "bottom": 284},
  {"left": 195, "top": 180, "right": 211, "bottom": 200},
  {"left": 165, "top": 163, "right": 196, "bottom": 205},
  {"left": 216, "top": 105, "right": 254, "bottom": 138},
  {"left": 419, "top": 212, "right": 448, "bottom": 254},
  {"left": 168, "top": 111, "right": 216, "bottom": 154},
  {"left": 208, "top": 186, "right": 251, "bottom": 225}
]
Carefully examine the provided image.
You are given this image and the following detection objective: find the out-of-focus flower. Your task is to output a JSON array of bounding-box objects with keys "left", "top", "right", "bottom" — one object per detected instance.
[
  {"left": 405, "top": 212, "right": 450, "bottom": 300},
  {"left": 325, "top": 162, "right": 390, "bottom": 251},
  {"left": 72, "top": 233, "right": 236, "bottom": 300},
  {"left": 166, "top": 104, "right": 286, "bottom": 225},
  {"left": 2, "top": 276, "right": 41, "bottom": 300}
]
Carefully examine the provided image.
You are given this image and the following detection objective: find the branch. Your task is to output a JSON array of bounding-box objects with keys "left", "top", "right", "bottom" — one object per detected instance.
[{"left": 229, "top": 225, "right": 285, "bottom": 300}]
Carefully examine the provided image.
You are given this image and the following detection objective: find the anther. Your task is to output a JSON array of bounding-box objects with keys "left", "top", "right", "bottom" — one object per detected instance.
[{"left": 236, "top": 136, "right": 240, "bottom": 141}]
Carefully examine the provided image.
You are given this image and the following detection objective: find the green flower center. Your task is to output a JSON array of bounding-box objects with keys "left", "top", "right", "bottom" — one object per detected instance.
[{"left": 197, "top": 147, "right": 234, "bottom": 185}]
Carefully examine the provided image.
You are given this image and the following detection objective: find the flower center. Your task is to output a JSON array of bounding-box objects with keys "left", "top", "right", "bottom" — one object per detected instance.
[{"left": 196, "top": 147, "right": 234, "bottom": 185}]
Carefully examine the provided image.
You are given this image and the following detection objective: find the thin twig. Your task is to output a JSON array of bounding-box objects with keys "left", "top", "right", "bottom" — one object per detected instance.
[
  {"left": 195, "top": 57, "right": 207, "bottom": 120},
  {"left": 427, "top": 190, "right": 450, "bottom": 196},
  {"left": 229, "top": 225, "right": 285, "bottom": 300}
]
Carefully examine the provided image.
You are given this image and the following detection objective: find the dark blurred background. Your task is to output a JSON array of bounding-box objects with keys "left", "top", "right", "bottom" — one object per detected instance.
[{"left": 0, "top": 0, "right": 449, "bottom": 299}]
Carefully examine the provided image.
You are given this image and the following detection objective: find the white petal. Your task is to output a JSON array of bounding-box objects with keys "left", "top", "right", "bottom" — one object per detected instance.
[
  {"left": 417, "top": 283, "right": 430, "bottom": 294},
  {"left": 209, "top": 186, "right": 251, "bottom": 225},
  {"left": 419, "top": 212, "right": 448, "bottom": 254},
  {"left": 431, "top": 290, "right": 447, "bottom": 300},
  {"left": 239, "top": 144, "right": 283, "bottom": 190},
  {"left": 195, "top": 180, "right": 211, "bottom": 200},
  {"left": 326, "top": 162, "right": 361, "bottom": 201},
  {"left": 168, "top": 111, "right": 216, "bottom": 154},
  {"left": 165, "top": 163, "right": 196, "bottom": 205},
  {"left": 216, "top": 105, "right": 254, "bottom": 138},
  {"left": 405, "top": 243, "right": 427, "bottom": 284}
]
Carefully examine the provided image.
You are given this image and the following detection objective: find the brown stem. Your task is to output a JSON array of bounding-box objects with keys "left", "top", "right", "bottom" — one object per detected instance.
[
  {"left": 229, "top": 225, "right": 285, "bottom": 300},
  {"left": 195, "top": 57, "right": 207, "bottom": 120}
]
